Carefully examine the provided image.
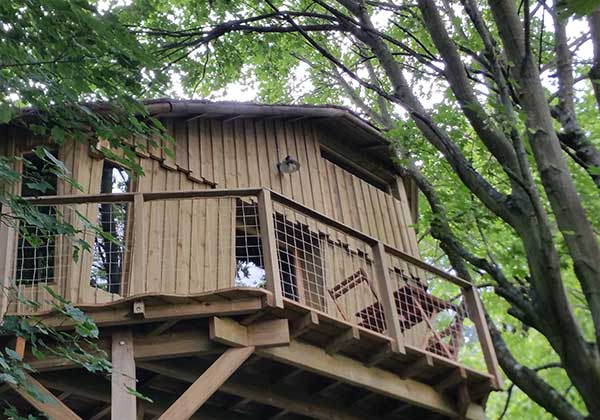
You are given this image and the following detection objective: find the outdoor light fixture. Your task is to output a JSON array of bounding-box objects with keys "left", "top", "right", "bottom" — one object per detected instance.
[{"left": 277, "top": 155, "right": 301, "bottom": 174}]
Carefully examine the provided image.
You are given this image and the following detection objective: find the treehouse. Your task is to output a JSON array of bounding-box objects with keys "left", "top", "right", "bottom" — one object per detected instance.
[{"left": 0, "top": 100, "right": 501, "bottom": 420}]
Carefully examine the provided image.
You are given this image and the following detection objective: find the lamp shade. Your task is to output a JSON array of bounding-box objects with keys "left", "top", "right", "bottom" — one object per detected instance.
[{"left": 277, "top": 155, "right": 301, "bottom": 174}]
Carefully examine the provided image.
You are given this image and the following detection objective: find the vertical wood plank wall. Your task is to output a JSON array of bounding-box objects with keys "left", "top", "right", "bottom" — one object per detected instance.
[
  {"left": 144, "top": 117, "right": 419, "bottom": 257},
  {"left": 1, "top": 116, "right": 419, "bottom": 304}
]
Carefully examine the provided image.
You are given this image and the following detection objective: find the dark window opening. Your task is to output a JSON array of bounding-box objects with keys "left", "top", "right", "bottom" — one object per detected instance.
[
  {"left": 90, "top": 161, "right": 130, "bottom": 294},
  {"left": 320, "top": 147, "right": 390, "bottom": 192},
  {"left": 16, "top": 151, "right": 59, "bottom": 284}
]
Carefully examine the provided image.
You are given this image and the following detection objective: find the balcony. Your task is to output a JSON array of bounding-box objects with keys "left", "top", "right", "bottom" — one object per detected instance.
[{"left": 0, "top": 188, "right": 500, "bottom": 401}]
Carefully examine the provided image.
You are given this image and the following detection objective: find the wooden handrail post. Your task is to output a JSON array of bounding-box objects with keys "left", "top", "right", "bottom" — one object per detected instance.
[
  {"left": 372, "top": 241, "right": 405, "bottom": 354},
  {"left": 257, "top": 189, "right": 284, "bottom": 308},
  {"left": 129, "top": 193, "right": 146, "bottom": 296},
  {"left": 0, "top": 206, "right": 16, "bottom": 320},
  {"left": 463, "top": 285, "right": 503, "bottom": 389}
]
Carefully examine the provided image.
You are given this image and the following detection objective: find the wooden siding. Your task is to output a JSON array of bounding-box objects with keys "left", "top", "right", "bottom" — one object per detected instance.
[
  {"left": 1, "top": 116, "right": 418, "bottom": 307},
  {"left": 136, "top": 117, "right": 419, "bottom": 257}
]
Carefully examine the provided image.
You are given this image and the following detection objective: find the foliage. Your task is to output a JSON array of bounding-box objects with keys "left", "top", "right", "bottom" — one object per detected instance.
[{"left": 113, "top": 1, "right": 600, "bottom": 419}]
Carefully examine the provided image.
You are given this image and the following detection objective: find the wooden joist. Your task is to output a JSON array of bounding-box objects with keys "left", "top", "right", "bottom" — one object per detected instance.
[
  {"left": 209, "top": 317, "right": 290, "bottom": 348},
  {"left": 140, "top": 360, "right": 370, "bottom": 420},
  {"left": 399, "top": 354, "right": 434, "bottom": 380},
  {"left": 325, "top": 326, "right": 360, "bottom": 354},
  {"left": 156, "top": 347, "right": 255, "bottom": 420},
  {"left": 365, "top": 342, "right": 394, "bottom": 367},
  {"left": 290, "top": 311, "right": 319, "bottom": 339},
  {"left": 38, "top": 297, "right": 264, "bottom": 329},
  {"left": 28, "top": 329, "right": 225, "bottom": 372},
  {"left": 257, "top": 339, "right": 485, "bottom": 420},
  {"left": 435, "top": 368, "right": 468, "bottom": 393}
]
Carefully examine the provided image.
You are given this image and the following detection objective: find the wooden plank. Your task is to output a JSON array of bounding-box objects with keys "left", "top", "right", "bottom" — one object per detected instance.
[
  {"left": 38, "top": 297, "right": 264, "bottom": 329},
  {"left": 187, "top": 119, "right": 202, "bottom": 181},
  {"left": 303, "top": 122, "right": 325, "bottom": 213},
  {"left": 210, "top": 119, "right": 226, "bottom": 188},
  {"left": 161, "top": 170, "right": 180, "bottom": 294},
  {"left": 372, "top": 242, "right": 404, "bottom": 353},
  {"left": 217, "top": 198, "right": 235, "bottom": 289},
  {"left": 111, "top": 330, "right": 136, "bottom": 420},
  {"left": 209, "top": 317, "right": 290, "bottom": 348},
  {"left": 258, "top": 340, "right": 485, "bottom": 420},
  {"left": 257, "top": 190, "right": 284, "bottom": 308},
  {"left": 174, "top": 119, "right": 189, "bottom": 172},
  {"left": 8, "top": 373, "right": 82, "bottom": 420},
  {"left": 161, "top": 119, "right": 177, "bottom": 169},
  {"left": 463, "top": 286, "right": 503, "bottom": 389},
  {"left": 175, "top": 179, "right": 192, "bottom": 294},
  {"left": 130, "top": 194, "right": 147, "bottom": 295},
  {"left": 190, "top": 197, "right": 207, "bottom": 293},
  {"left": 0, "top": 205, "right": 16, "bottom": 319},
  {"left": 156, "top": 346, "right": 254, "bottom": 420},
  {"left": 234, "top": 119, "right": 249, "bottom": 188},
  {"left": 145, "top": 160, "right": 166, "bottom": 293},
  {"left": 245, "top": 119, "right": 261, "bottom": 187}
]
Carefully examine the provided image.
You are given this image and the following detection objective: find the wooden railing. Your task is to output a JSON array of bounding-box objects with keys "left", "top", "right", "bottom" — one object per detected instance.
[{"left": 1, "top": 187, "right": 501, "bottom": 386}]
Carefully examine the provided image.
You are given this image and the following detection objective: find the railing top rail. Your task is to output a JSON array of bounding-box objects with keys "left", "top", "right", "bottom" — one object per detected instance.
[
  {"left": 22, "top": 188, "right": 263, "bottom": 205},
  {"left": 267, "top": 189, "right": 474, "bottom": 289},
  {"left": 21, "top": 187, "right": 473, "bottom": 288}
]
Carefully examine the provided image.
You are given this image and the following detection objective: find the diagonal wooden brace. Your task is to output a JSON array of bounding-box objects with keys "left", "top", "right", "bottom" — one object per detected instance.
[{"left": 156, "top": 346, "right": 254, "bottom": 420}]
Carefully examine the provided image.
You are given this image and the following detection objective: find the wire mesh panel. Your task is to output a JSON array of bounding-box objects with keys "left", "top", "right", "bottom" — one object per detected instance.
[
  {"left": 234, "top": 198, "right": 265, "bottom": 287},
  {"left": 90, "top": 202, "right": 131, "bottom": 297},
  {"left": 10, "top": 201, "right": 132, "bottom": 311},
  {"left": 387, "top": 252, "right": 483, "bottom": 368},
  {"left": 272, "top": 203, "right": 386, "bottom": 334}
]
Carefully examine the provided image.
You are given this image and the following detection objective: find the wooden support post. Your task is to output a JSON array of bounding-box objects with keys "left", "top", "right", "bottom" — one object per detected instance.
[
  {"left": 112, "top": 330, "right": 136, "bottom": 420},
  {"left": 257, "top": 189, "right": 283, "bottom": 308},
  {"left": 157, "top": 346, "right": 254, "bottom": 420},
  {"left": 463, "top": 285, "right": 503, "bottom": 389},
  {"left": 8, "top": 373, "right": 82, "bottom": 420},
  {"left": 0, "top": 205, "right": 16, "bottom": 319},
  {"left": 129, "top": 193, "right": 146, "bottom": 296},
  {"left": 372, "top": 241, "right": 405, "bottom": 354}
]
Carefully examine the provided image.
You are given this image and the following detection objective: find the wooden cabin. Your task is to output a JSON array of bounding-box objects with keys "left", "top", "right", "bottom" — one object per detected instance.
[{"left": 0, "top": 100, "right": 500, "bottom": 420}]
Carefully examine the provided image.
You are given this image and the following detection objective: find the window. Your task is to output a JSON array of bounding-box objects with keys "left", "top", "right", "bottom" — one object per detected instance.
[
  {"left": 90, "top": 161, "right": 130, "bottom": 294},
  {"left": 320, "top": 147, "right": 390, "bottom": 192},
  {"left": 15, "top": 151, "right": 58, "bottom": 284}
]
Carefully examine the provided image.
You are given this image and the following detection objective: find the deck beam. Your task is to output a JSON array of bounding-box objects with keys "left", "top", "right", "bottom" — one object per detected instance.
[{"left": 258, "top": 339, "right": 485, "bottom": 420}]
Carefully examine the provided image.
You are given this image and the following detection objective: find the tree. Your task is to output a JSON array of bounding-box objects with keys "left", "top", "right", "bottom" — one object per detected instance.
[
  {"left": 0, "top": 1, "right": 166, "bottom": 415},
  {"left": 120, "top": 0, "right": 600, "bottom": 418}
]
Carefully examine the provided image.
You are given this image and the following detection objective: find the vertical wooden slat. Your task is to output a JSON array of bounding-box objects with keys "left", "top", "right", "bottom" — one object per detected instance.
[
  {"left": 372, "top": 242, "right": 405, "bottom": 354},
  {"left": 0, "top": 206, "right": 16, "bottom": 319},
  {"left": 111, "top": 330, "right": 136, "bottom": 420},
  {"left": 257, "top": 190, "right": 284, "bottom": 308},
  {"left": 130, "top": 194, "right": 146, "bottom": 295},
  {"left": 463, "top": 286, "right": 503, "bottom": 388}
]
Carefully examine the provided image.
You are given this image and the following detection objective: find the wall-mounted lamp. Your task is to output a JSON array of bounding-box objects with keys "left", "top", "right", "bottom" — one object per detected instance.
[{"left": 277, "top": 155, "right": 301, "bottom": 174}]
